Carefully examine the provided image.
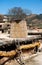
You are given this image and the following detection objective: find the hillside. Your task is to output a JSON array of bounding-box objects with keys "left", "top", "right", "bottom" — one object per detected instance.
[{"left": 26, "top": 14, "right": 42, "bottom": 28}]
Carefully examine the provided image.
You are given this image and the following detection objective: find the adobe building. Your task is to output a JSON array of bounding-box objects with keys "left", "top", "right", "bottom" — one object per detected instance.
[
  {"left": 10, "top": 19, "right": 28, "bottom": 38},
  {"left": 0, "top": 15, "right": 10, "bottom": 33}
]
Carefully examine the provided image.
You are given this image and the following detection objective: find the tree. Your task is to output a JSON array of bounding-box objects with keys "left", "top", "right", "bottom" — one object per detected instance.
[{"left": 8, "top": 7, "right": 31, "bottom": 21}]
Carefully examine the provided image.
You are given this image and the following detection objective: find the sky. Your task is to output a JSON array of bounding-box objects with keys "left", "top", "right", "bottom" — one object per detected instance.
[{"left": 0, "top": 0, "right": 42, "bottom": 14}]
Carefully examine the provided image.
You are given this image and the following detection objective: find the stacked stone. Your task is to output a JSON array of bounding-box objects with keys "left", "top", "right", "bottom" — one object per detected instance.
[{"left": 10, "top": 20, "right": 28, "bottom": 38}]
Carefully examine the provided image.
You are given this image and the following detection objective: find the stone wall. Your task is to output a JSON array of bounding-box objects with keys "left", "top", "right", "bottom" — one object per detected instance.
[{"left": 10, "top": 20, "right": 28, "bottom": 38}]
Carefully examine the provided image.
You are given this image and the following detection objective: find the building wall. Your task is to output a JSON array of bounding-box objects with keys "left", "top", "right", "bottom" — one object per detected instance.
[{"left": 10, "top": 20, "right": 28, "bottom": 38}]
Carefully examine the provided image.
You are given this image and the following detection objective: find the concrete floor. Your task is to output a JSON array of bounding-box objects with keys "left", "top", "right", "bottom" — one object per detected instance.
[
  {"left": 0, "top": 52, "right": 42, "bottom": 65},
  {"left": 25, "top": 52, "right": 42, "bottom": 65}
]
